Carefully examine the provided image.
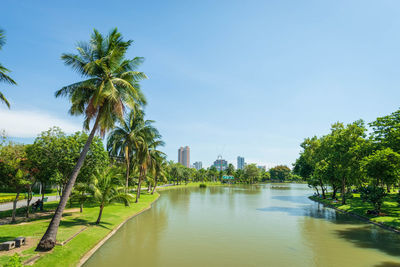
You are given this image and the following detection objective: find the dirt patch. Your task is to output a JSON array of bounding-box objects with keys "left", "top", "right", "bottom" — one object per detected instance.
[{"left": 0, "top": 237, "right": 38, "bottom": 256}]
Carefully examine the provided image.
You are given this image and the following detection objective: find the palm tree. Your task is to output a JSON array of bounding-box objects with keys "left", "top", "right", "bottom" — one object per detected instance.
[
  {"left": 91, "top": 167, "right": 133, "bottom": 224},
  {"left": 148, "top": 145, "right": 166, "bottom": 194},
  {"left": 37, "top": 28, "right": 147, "bottom": 251},
  {"left": 133, "top": 134, "right": 164, "bottom": 202},
  {"left": 0, "top": 29, "right": 16, "bottom": 108},
  {"left": 107, "top": 109, "right": 158, "bottom": 193}
]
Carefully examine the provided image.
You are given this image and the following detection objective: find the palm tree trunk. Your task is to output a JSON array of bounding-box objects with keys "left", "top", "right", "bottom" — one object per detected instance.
[
  {"left": 151, "top": 176, "right": 157, "bottom": 195},
  {"left": 96, "top": 203, "right": 104, "bottom": 225},
  {"left": 11, "top": 191, "right": 20, "bottom": 223},
  {"left": 136, "top": 168, "right": 143, "bottom": 203},
  {"left": 125, "top": 148, "right": 130, "bottom": 193},
  {"left": 36, "top": 114, "right": 100, "bottom": 251}
]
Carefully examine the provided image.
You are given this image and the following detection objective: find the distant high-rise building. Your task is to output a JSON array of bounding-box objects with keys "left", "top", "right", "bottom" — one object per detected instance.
[
  {"left": 257, "top": 165, "right": 266, "bottom": 171},
  {"left": 193, "top": 161, "right": 202, "bottom": 170},
  {"left": 237, "top": 156, "right": 245, "bottom": 170},
  {"left": 178, "top": 146, "right": 190, "bottom": 167},
  {"left": 213, "top": 155, "right": 228, "bottom": 171}
]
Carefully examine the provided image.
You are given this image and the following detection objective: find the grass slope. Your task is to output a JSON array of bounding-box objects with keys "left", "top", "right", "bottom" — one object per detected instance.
[
  {"left": 310, "top": 193, "right": 400, "bottom": 230},
  {"left": 0, "top": 193, "right": 159, "bottom": 267}
]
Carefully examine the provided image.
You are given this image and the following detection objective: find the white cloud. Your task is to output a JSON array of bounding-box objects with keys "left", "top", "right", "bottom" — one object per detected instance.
[{"left": 0, "top": 108, "right": 81, "bottom": 138}]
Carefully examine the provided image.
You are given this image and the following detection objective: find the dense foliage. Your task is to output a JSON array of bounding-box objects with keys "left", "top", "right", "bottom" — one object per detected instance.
[{"left": 294, "top": 109, "right": 400, "bottom": 210}]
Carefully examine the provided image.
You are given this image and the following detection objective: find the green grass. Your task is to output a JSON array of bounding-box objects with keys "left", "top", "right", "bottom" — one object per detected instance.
[
  {"left": 0, "top": 193, "right": 159, "bottom": 267},
  {"left": 310, "top": 192, "right": 400, "bottom": 230},
  {"left": 157, "top": 181, "right": 223, "bottom": 191},
  {"left": 0, "top": 182, "right": 224, "bottom": 267}
]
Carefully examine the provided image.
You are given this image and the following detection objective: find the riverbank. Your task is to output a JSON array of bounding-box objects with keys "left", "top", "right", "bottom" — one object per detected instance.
[
  {"left": 309, "top": 193, "right": 400, "bottom": 233},
  {"left": 0, "top": 182, "right": 224, "bottom": 266},
  {"left": 0, "top": 193, "right": 159, "bottom": 266}
]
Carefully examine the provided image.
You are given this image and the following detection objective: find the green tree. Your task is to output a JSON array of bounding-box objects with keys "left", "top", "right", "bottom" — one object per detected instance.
[
  {"left": 369, "top": 109, "right": 400, "bottom": 153},
  {"left": 0, "top": 142, "right": 30, "bottom": 222},
  {"left": 91, "top": 167, "right": 133, "bottom": 224},
  {"left": 37, "top": 28, "right": 146, "bottom": 251},
  {"left": 226, "top": 163, "right": 235, "bottom": 175},
  {"left": 107, "top": 109, "right": 159, "bottom": 192},
  {"left": 269, "top": 165, "right": 291, "bottom": 182},
  {"left": 0, "top": 29, "right": 17, "bottom": 108},
  {"left": 362, "top": 148, "right": 400, "bottom": 191},
  {"left": 244, "top": 164, "right": 260, "bottom": 184}
]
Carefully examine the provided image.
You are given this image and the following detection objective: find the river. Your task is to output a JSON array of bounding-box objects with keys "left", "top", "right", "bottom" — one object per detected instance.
[{"left": 84, "top": 184, "right": 400, "bottom": 267}]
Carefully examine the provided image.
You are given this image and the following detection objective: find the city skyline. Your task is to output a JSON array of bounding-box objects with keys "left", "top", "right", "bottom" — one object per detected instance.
[{"left": 2, "top": 1, "right": 400, "bottom": 169}]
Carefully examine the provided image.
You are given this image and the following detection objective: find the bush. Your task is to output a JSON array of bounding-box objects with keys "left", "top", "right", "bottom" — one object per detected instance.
[
  {"left": 199, "top": 183, "right": 207, "bottom": 188},
  {"left": 0, "top": 195, "right": 26, "bottom": 203},
  {"left": 359, "top": 185, "right": 387, "bottom": 213},
  {"left": 4, "top": 253, "right": 22, "bottom": 267}
]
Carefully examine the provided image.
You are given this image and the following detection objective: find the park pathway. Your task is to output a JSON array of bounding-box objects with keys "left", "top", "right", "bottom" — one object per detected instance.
[{"left": 0, "top": 195, "right": 59, "bottom": 211}]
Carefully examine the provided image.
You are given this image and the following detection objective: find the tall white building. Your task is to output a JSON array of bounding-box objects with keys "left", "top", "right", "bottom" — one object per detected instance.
[{"left": 237, "top": 156, "right": 245, "bottom": 170}]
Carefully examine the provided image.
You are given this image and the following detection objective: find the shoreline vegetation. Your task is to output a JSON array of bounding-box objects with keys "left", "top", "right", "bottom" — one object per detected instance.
[
  {"left": 309, "top": 193, "right": 400, "bottom": 234},
  {"left": 0, "top": 182, "right": 222, "bottom": 266}
]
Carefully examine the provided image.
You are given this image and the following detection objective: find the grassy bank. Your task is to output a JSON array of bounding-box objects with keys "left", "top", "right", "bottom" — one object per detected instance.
[
  {"left": 0, "top": 192, "right": 159, "bottom": 267},
  {"left": 0, "top": 182, "right": 224, "bottom": 266},
  {"left": 157, "top": 182, "right": 223, "bottom": 191},
  {"left": 310, "top": 193, "right": 400, "bottom": 231}
]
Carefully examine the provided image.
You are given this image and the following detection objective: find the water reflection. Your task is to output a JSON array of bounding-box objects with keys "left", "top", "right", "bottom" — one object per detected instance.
[{"left": 85, "top": 184, "right": 400, "bottom": 267}]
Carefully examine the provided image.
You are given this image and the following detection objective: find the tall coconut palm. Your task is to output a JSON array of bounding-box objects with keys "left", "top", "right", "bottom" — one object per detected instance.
[
  {"left": 133, "top": 133, "right": 164, "bottom": 202},
  {"left": 0, "top": 29, "right": 16, "bottom": 108},
  {"left": 150, "top": 152, "right": 167, "bottom": 194},
  {"left": 91, "top": 167, "right": 133, "bottom": 224},
  {"left": 37, "top": 28, "right": 147, "bottom": 251},
  {"left": 107, "top": 108, "right": 159, "bottom": 193}
]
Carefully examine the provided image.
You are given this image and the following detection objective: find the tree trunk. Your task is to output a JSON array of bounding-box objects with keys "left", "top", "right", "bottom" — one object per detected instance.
[
  {"left": 136, "top": 175, "right": 142, "bottom": 203},
  {"left": 80, "top": 202, "right": 83, "bottom": 213},
  {"left": 26, "top": 186, "right": 33, "bottom": 218},
  {"left": 319, "top": 179, "right": 325, "bottom": 199},
  {"left": 36, "top": 114, "right": 100, "bottom": 251},
  {"left": 41, "top": 182, "right": 46, "bottom": 201},
  {"left": 96, "top": 204, "right": 104, "bottom": 225},
  {"left": 387, "top": 184, "right": 391, "bottom": 193},
  {"left": 152, "top": 176, "right": 157, "bottom": 195},
  {"left": 125, "top": 148, "right": 130, "bottom": 193},
  {"left": 332, "top": 186, "right": 337, "bottom": 200},
  {"left": 11, "top": 191, "right": 20, "bottom": 223},
  {"left": 341, "top": 178, "right": 346, "bottom": 205}
]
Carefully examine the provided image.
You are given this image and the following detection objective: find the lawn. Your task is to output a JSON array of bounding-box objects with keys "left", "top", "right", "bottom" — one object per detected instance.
[
  {"left": 310, "top": 192, "right": 400, "bottom": 230},
  {"left": 0, "top": 192, "right": 159, "bottom": 267}
]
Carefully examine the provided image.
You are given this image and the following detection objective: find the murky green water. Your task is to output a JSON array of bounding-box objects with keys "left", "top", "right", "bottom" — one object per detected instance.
[{"left": 84, "top": 184, "right": 400, "bottom": 267}]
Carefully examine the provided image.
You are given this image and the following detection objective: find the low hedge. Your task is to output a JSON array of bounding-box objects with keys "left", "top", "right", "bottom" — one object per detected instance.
[{"left": 0, "top": 195, "right": 26, "bottom": 204}]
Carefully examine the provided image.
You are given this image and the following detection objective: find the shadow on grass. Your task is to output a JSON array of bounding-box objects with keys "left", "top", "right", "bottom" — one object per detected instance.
[
  {"left": 374, "top": 262, "right": 400, "bottom": 267},
  {"left": 258, "top": 201, "right": 364, "bottom": 225},
  {"left": 335, "top": 225, "right": 400, "bottom": 257},
  {"left": 0, "top": 236, "right": 18, "bottom": 242}
]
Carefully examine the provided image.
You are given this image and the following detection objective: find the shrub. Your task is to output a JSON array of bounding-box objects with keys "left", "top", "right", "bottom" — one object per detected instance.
[
  {"left": 0, "top": 195, "right": 26, "bottom": 203},
  {"left": 359, "top": 185, "right": 387, "bottom": 213},
  {"left": 199, "top": 183, "right": 207, "bottom": 188},
  {"left": 4, "top": 253, "right": 22, "bottom": 267}
]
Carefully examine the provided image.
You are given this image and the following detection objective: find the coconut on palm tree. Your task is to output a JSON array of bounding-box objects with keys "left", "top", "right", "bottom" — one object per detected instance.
[
  {"left": 0, "top": 29, "right": 16, "bottom": 108},
  {"left": 37, "top": 28, "right": 147, "bottom": 251}
]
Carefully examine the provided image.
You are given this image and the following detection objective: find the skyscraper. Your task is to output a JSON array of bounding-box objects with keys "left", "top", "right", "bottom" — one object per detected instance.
[
  {"left": 213, "top": 155, "right": 228, "bottom": 171},
  {"left": 193, "top": 161, "right": 202, "bottom": 170},
  {"left": 237, "top": 156, "right": 245, "bottom": 170},
  {"left": 178, "top": 146, "right": 190, "bottom": 167}
]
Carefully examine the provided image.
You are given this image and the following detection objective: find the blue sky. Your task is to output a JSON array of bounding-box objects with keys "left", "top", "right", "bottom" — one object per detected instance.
[{"left": 1, "top": 0, "right": 400, "bottom": 168}]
